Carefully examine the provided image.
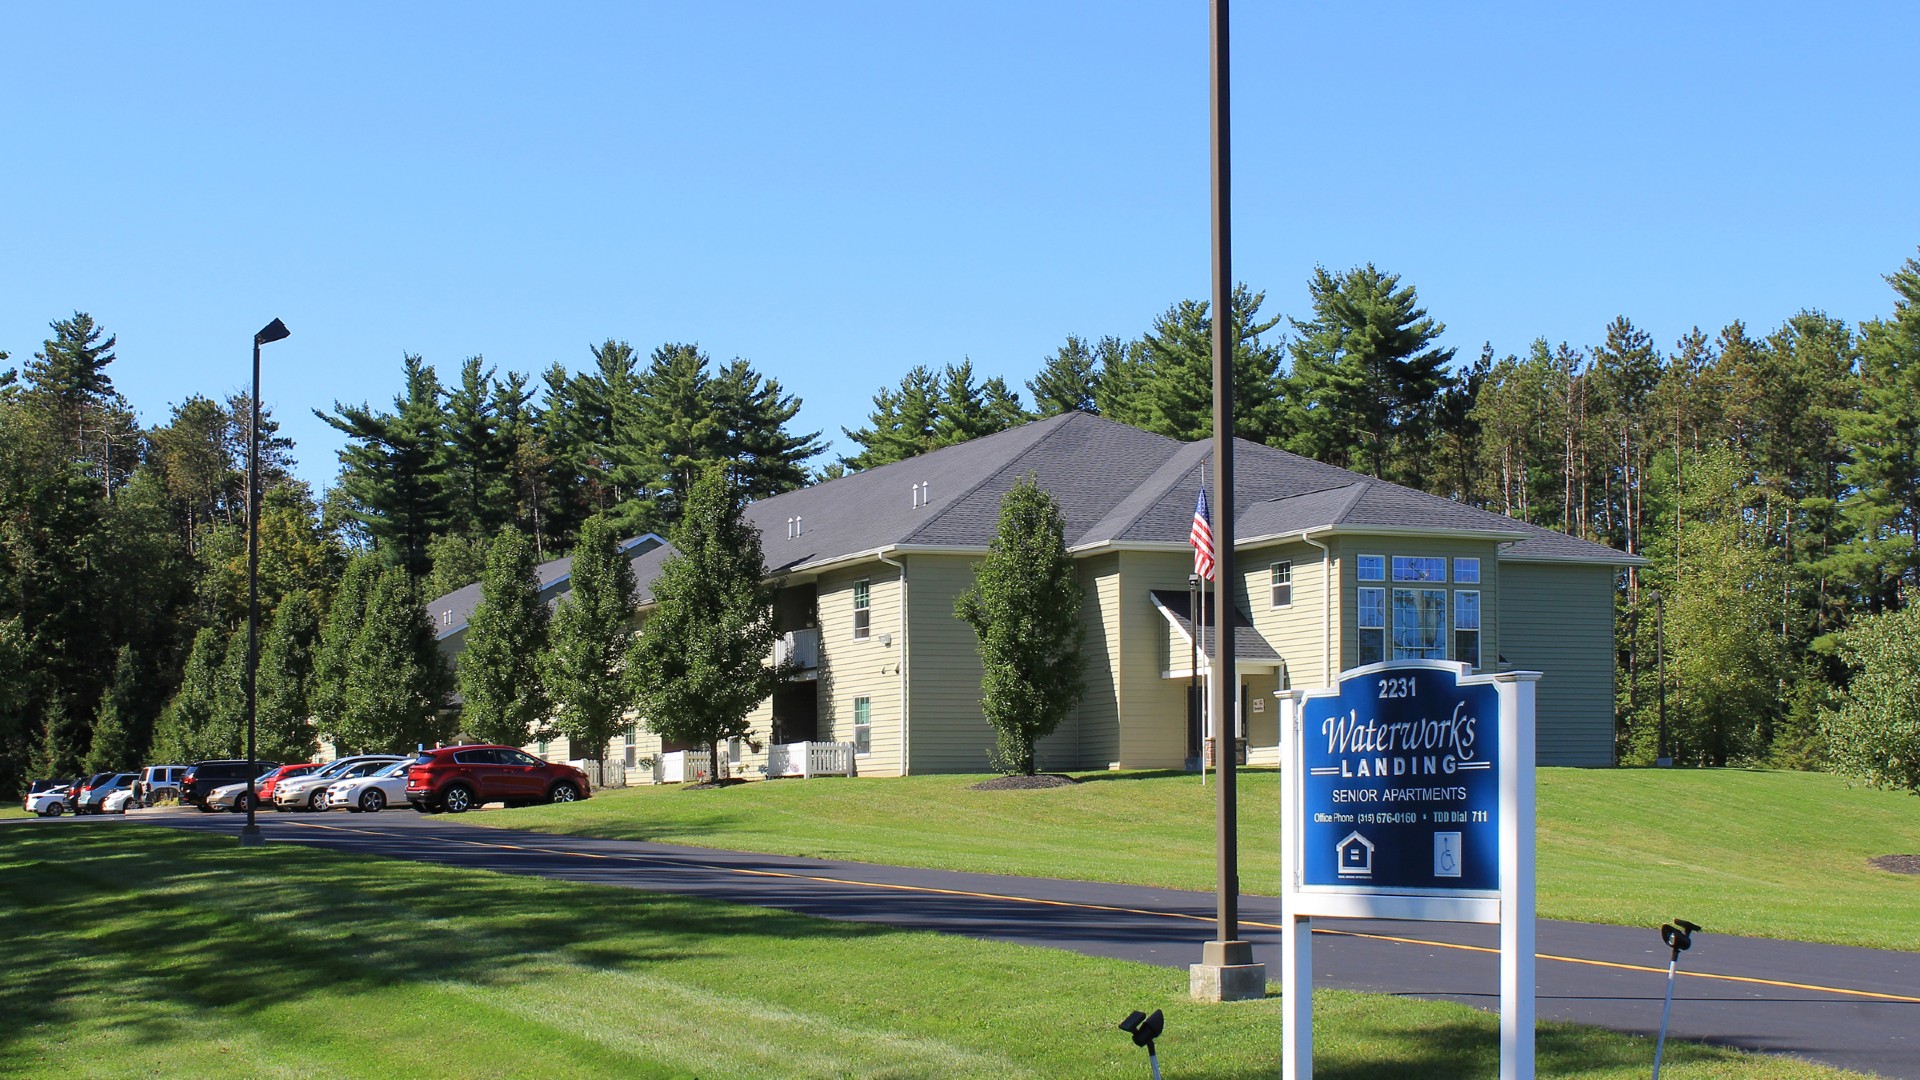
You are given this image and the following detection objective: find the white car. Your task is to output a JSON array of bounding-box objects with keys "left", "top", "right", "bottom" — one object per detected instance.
[
  {"left": 273, "top": 755, "right": 404, "bottom": 812},
  {"left": 25, "top": 787, "right": 72, "bottom": 817},
  {"left": 326, "top": 759, "right": 412, "bottom": 813},
  {"left": 101, "top": 788, "right": 135, "bottom": 814}
]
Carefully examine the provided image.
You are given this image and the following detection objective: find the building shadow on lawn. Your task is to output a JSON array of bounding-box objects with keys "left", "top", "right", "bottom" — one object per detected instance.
[{"left": 0, "top": 827, "right": 900, "bottom": 1061}]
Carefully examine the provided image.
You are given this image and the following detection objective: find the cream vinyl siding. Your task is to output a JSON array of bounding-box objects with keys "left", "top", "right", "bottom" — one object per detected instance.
[
  {"left": 1240, "top": 538, "right": 1333, "bottom": 691},
  {"left": 1498, "top": 561, "right": 1617, "bottom": 767},
  {"left": 1054, "top": 553, "right": 1121, "bottom": 768},
  {"left": 904, "top": 554, "right": 1001, "bottom": 773},
  {"left": 816, "top": 564, "right": 906, "bottom": 775},
  {"left": 1333, "top": 537, "right": 1500, "bottom": 675},
  {"left": 1112, "top": 550, "right": 1198, "bottom": 769}
]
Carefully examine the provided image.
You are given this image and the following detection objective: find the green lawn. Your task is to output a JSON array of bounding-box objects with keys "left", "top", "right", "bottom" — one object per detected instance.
[
  {"left": 0, "top": 825, "right": 1860, "bottom": 1079},
  {"left": 485, "top": 767, "right": 1920, "bottom": 950}
]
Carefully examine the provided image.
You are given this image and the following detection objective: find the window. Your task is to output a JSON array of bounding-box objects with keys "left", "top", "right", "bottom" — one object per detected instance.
[
  {"left": 1392, "top": 588, "right": 1447, "bottom": 660},
  {"left": 1455, "top": 590, "right": 1481, "bottom": 668},
  {"left": 1358, "top": 587, "right": 1386, "bottom": 665},
  {"left": 853, "top": 579, "right": 871, "bottom": 639},
  {"left": 853, "top": 696, "right": 872, "bottom": 755},
  {"left": 500, "top": 748, "right": 542, "bottom": 767},
  {"left": 727, "top": 737, "right": 742, "bottom": 765},
  {"left": 1393, "top": 556, "right": 1447, "bottom": 583},
  {"left": 624, "top": 726, "right": 637, "bottom": 769},
  {"left": 1357, "top": 554, "right": 1385, "bottom": 582},
  {"left": 1270, "top": 561, "right": 1293, "bottom": 608},
  {"left": 1453, "top": 557, "right": 1481, "bottom": 584},
  {"left": 535, "top": 740, "right": 548, "bottom": 758}
]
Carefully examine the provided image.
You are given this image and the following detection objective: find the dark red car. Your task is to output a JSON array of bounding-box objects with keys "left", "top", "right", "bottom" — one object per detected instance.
[{"left": 405, "top": 745, "right": 589, "bottom": 814}]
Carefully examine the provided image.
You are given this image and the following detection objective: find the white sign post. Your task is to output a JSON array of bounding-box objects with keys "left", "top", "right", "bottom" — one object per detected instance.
[{"left": 1279, "top": 660, "right": 1538, "bottom": 1080}]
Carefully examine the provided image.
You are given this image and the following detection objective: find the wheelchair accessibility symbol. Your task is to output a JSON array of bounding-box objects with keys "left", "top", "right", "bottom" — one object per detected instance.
[{"left": 1434, "top": 831, "right": 1462, "bottom": 878}]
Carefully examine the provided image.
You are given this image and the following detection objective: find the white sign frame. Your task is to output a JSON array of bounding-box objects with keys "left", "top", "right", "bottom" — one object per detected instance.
[{"left": 1278, "top": 660, "right": 1539, "bottom": 1080}]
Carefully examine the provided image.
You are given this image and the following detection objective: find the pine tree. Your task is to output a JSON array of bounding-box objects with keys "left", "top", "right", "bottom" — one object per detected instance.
[
  {"left": 954, "top": 476, "right": 1086, "bottom": 775},
  {"left": 709, "top": 359, "right": 823, "bottom": 500},
  {"left": 85, "top": 646, "right": 142, "bottom": 772},
  {"left": 1832, "top": 253, "right": 1920, "bottom": 611},
  {"left": 255, "top": 589, "right": 322, "bottom": 763},
  {"left": 627, "top": 468, "right": 786, "bottom": 774},
  {"left": 1028, "top": 335, "right": 1102, "bottom": 416},
  {"left": 1124, "top": 285, "right": 1283, "bottom": 444},
  {"left": 1284, "top": 265, "right": 1454, "bottom": 482},
  {"left": 441, "top": 356, "right": 515, "bottom": 537},
  {"left": 841, "top": 366, "right": 942, "bottom": 469},
  {"left": 541, "top": 514, "right": 636, "bottom": 764},
  {"left": 458, "top": 527, "right": 551, "bottom": 747},
  {"left": 316, "top": 354, "right": 452, "bottom": 579},
  {"left": 24, "top": 312, "right": 138, "bottom": 495}
]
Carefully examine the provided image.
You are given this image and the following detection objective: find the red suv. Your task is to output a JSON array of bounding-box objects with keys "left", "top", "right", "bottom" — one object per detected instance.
[{"left": 405, "top": 746, "right": 590, "bottom": 814}]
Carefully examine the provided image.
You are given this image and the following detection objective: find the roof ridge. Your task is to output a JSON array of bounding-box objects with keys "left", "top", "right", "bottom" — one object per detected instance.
[
  {"left": 1078, "top": 438, "right": 1208, "bottom": 544},
  {"left": 900, "top": 411, "right": 1090, "bottom": 545}
]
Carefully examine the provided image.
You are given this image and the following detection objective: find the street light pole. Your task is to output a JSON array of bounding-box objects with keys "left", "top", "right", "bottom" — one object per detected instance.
[
  {"left": 1651, "top": 589, "right": 1670, "bottom": 767},
  {"left": 240, "top": 317, "right": 290, "bottom": 847}
]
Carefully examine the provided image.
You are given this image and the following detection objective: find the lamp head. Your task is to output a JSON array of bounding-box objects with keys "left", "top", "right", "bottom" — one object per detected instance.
[{"left": 254, "top": 318, "right": 291, "bottom": 346}]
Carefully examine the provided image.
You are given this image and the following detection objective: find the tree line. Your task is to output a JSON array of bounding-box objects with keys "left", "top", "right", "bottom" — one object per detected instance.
[{"left": 4, "top": 247, "right": 1918, "bottom": 795}]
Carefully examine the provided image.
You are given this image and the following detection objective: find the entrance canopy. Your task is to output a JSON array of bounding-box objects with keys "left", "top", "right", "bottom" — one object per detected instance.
[{"left": 1150, "top": 589, "right": 1282, "bottom": 677}]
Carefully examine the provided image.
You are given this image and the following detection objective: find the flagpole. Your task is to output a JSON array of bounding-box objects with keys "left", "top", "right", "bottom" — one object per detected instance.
[{"left": 1191, "top": 0, "right": 1263, "bottom": 1003}]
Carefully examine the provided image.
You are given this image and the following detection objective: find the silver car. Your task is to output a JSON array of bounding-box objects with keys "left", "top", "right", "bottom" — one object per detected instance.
[{"left": 272, "top": 756, "right": 405, "bottom": 812}]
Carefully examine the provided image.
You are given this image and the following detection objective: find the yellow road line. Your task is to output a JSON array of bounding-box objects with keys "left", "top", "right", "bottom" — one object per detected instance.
[{"left": 281, "top": 819, "right": 1920, "bottom": 1005}]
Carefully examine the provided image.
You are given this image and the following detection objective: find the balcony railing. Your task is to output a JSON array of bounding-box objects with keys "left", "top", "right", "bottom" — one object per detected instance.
[{"left": 774, "top": 628, "right": 820, "bottom": 671}]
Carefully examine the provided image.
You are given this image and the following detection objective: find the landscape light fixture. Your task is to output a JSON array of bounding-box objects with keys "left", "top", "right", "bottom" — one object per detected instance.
[
  {"left": 1651, "top": 919, "right": 1701, "bottom": 1079},
  {"left": 240, "top": 317, "right": 290, "bottom": 847},
  {"left": 1117, "top": 1008, "right": 1165, "bottom": 1079}
]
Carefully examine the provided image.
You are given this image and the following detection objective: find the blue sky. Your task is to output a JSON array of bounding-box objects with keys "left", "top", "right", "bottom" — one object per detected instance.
[{"left": 4, "top": 3, "right": 1917, "bottom": 493}]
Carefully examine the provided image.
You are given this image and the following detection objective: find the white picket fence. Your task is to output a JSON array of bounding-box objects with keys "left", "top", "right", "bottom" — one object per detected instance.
[
  {"left": 568, "top": 759, "right": 628, "bottom": 790},
  {"left": 652, "top": 741, "right": 855, "bottom": 784},
  {"left": 765, "top": 741, "right": 857, "bottom": 779}
]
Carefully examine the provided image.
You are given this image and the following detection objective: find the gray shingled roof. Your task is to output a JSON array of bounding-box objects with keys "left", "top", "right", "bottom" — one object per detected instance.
[
  {"left": 1149, "top": 589, "right": 1281, "bottom": 663},
  {"left": 429, "top": 535, "right": 665, "bottom": 641},
  {"left": 433, "top": 412, "right": 1635, "bottom": 620}
]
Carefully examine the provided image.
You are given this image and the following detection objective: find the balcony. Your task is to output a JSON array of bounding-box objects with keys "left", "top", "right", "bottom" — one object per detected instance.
[{"left": 774, "top": 628, "right": 820, "bottom": 677}]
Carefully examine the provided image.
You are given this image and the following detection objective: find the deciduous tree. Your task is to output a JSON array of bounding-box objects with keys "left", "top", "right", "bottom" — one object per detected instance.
[
  {"left": 954, "top": 476, "right": 1085, "bottom": 775},
  {"left": 458, "top": 527, "right": 552, "bottom": 748},
  {"left": 627, "top": 468, "right": 788, "bottom": 776}
]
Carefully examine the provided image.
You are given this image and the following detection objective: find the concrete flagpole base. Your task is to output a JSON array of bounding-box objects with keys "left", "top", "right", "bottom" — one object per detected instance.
[{"left": 1191, "top": 939, "right": 1266, "bottom": 1001}]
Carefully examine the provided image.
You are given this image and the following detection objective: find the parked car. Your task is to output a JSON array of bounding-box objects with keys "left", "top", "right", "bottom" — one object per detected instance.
[
  {"left": 406, "top": 745, "right": 590, "bottom": 814},
  {"left": 272, "top": 755, "right": 405, "bottom": 812},
  {"left": 253, "top": 763, "right": 320, "bottom": 806},
  {"left": 181, "top": 760, "right": 282, "bottom": 809},
  {"left": 101, "top": 788, "right": 135, "bottom": 814},
  {"left": 204, "top": 770, "right": 280, "bottom": 813},
  {"left": 76, "top": 772, "right": 137, "bottom": 813},
  {"left": 69, "top": 772, "right": 118, "bottom": 815},
  {"left": 25, "top": 781, "right": 78, "bottom": 817},
  {"left": 133, "top": 765, "right": 189, "bottom": 807},
  {"left": 325, "top": 759, "right": 412, "bottom": 813}
]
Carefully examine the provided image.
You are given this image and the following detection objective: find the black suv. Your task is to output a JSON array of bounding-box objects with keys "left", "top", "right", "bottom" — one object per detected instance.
[{"left": 181, "top": 760, "right": 280, "bottom": 808}]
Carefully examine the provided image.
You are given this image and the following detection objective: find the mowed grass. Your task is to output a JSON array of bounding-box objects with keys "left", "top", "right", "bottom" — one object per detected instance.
[
  {"left": 0, "top": 824, "right": 1861, "bottom": 1079},
  {"left": 490, "top": 767, "right": 1920, "bottom": 950}
]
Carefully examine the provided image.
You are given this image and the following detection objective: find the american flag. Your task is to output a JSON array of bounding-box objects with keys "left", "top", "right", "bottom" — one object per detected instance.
[{"left": 1190, "top": 485, "right": 1215, "bottom": 581}]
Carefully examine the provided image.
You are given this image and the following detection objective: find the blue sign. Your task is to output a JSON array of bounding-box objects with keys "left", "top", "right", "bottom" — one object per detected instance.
[{"left": 1299, "top": 663, "right": 1500, "bottom": 893}]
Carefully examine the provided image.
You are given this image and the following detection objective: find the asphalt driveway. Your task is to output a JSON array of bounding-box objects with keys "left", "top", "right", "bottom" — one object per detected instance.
[{"left": 66, "top": 809, "right": 1920, "bottom": 1078}]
